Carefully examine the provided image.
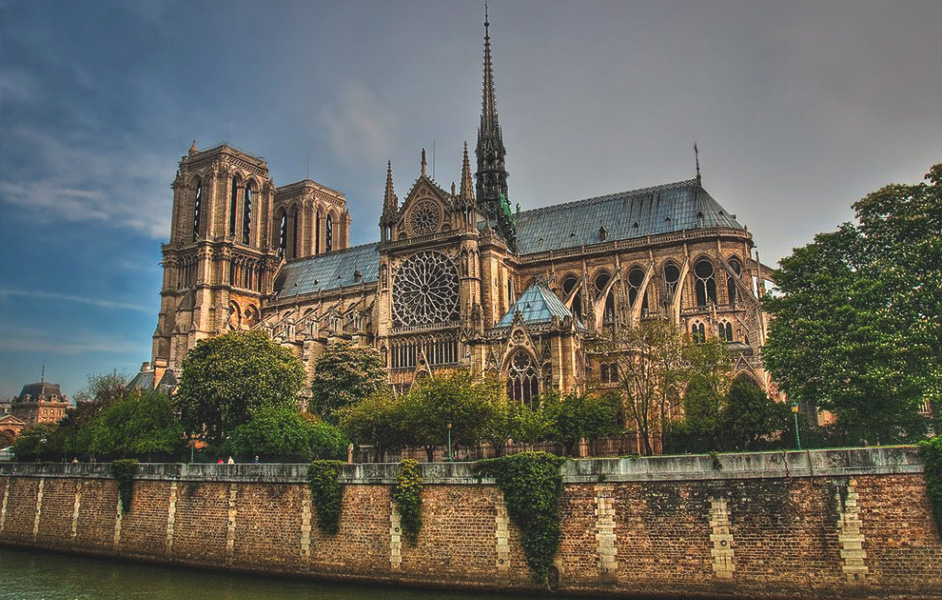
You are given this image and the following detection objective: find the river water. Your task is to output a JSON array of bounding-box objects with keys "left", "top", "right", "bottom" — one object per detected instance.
[{"left": 0, "top": 546, "right": 557, "bottom": 600}]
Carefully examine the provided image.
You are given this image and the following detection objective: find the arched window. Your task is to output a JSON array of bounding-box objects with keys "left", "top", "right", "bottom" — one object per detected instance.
[
  {"left": 628, "top": 266, "right": 648, "bottom": 316},
  {"left": 664, "top": 262, "right": 680, "bottom": 301},
  {"left": 562, "top": 275, "right": 582, "bottom": 322},
  {"left": 718, "top": 321, "right": 733, "bottom": 342},
  {"left": 600, "top": 364, "right": 610, "bottom": 384},
  {"left": 315, "top": 211, "right": 321, "bottom": 255},
  {"left": 595, "top": 270, "right": 615, "bottom": 323},
  {"left": 694, "top": 259, "right": 717, "bottom": 307},
  {"left": 609, "top": 363, "right": 619, "bottom": 383},
  {"left": 192, "top": 179, "right": 202, "bottom": 241},
  {"left": 727, "top": 257, "right": 742, "bottom": 307},
  {"left": 325, "top": 214, "right": 333, "bottom": 252},
  {"left": 242, "top": 184, "right": 253, "bottom": 244},
  {"left": 229, "top": 177, "right": 239, "bottom": 236},
  {"left": 692, "top": 322, "right": 706, "bottom": 344},
  {"left": 278, "top": 210, "right": 288, "bottom": 257},
  {"left": 507, "top": 350, "right": 539, "bottom": 407},
  {"left": 594, "top": 271, "right": 610, "bottom": 297}
]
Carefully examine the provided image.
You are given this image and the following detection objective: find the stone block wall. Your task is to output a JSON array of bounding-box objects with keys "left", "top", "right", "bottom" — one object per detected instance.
[{"left": 1, "top": 448, "right": 940, "bottom": 598}]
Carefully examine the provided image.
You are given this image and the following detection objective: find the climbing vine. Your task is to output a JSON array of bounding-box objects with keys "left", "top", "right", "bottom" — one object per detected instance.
[
  {"left": 111, "top": 459, "right": 139, "bottom": 514},
  {"left": 919, "top": 435, "right": 942, "bottom": 537},
  {"left": 474, "top": 452, "right": 565, "bottom": 584},
  {"left": 308, "top": 460, "right": 344, "bottom": 534},
  {"left": 392, "top": 459, "right": 423, "bottom": 546}
]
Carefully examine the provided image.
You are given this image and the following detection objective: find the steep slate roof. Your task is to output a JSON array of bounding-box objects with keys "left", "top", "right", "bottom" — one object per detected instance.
[
  {"left": 16, "top": 382, "right": 63, "bottom": 400},
  {"left": 274, "top": 243, "right": 380, "bottom": 299},
  {"left": 271, "top": 180, "right": 744, "bottom": 296},
  {"left": 514, "top": 179, "right": 744, "bottom": 255},
  {"left": 496, "top": 282, "right": 580, "bottom": 328}
]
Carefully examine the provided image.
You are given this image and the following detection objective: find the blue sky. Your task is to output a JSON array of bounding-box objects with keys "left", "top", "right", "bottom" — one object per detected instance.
[{"left": 1, "top": 0, "right": 940, "bottom": 399}]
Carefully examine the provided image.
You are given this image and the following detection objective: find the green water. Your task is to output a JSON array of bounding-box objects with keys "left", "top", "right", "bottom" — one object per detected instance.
[{"left": 0, "top": 546, "right": 555, "bottom": 600}]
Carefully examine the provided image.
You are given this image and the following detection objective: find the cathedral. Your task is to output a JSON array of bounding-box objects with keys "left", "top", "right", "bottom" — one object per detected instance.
[{"left": 146, "top": 16, "right": 776, "bottom": 404}]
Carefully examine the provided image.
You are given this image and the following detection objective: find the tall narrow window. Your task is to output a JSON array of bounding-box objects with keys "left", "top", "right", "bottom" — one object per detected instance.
[
  {"left": 694, "top": 259, "right": 717, "bottom": 307},
  {"left": 664, "top": 263, "right": 680, "bottom": 301},
  {"left": 291, "top": 207, "right": 299, "bottom": 258},
  {"left": 628, "top": 267, "right": 648, "bottom": 316},
  {"left": 507, "top": 351, "right": 539, "bottom": 407},
  {"left": 315, "top": 212, "right": 321, "bottom": 255},
  {"left": 229, "top": 177, "right": 239, "bottom": 236},
  {"left": 718, "top": 321, "right": 733, "bottom": 342},
  {"left": 278, "top": 211, "right": 287, "bottom": 257},
  {"left": 325, "top": 214, "right": 333, "bottom": 252},
  {"left": 192, "top": 179, "right": 202, "bottom": 241},
  {"left": 727, "top": 257, "right": 742, "bottom": 307},
  {"left": 692, "top": 322, "right": 706, "bottom": 344},
  {"left": 242, "top": 185, "right": 253, "bottom": 244},
  {"left": 563, "top": 275, "right": 582, "bottom": 322}
]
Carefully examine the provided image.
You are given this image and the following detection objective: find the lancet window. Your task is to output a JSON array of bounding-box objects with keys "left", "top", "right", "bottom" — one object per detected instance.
[
  {"left": 628, "top": 266, "right": 648, "bottom": 316},
  {"left": 507, "top": 350, "right": 539, "bottom": 407},
  {"left": 694, "top": 259, "right": 717, "bottom": 307},
  {"left": 192, "top": 179, "right": 202, "bottom": 241}
]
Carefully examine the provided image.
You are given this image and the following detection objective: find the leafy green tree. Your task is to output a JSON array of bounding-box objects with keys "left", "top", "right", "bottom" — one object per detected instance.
[
  {"left": 96, "top": 391, "right": 184, "bottom": 459},
  {"left": 0, "top": 429, "right": 15, "bottom": 448},
  {"left": 594, "top": 318, "right": 686, "bottom": 455},
  {"left": 541, "top": 391, "right": 620, "bottom": 456},
  {"left": 400, "top": 371, "right": 497, "bottom": 461},
  {"left": 228, "top": 407, "right": 349, "bottom": 461},
  {"left": 763, "top": 164, "right": 941, "bottom": 445},
  {"left": 309, "top": 341, "right": 387, "bottom": 424},
  {"left": 666, "top": 374, "right": 726, "bottom": 453},
  {"left": 721, "top": 377, "right": 787, "bottom": 450},
  {"left": 336, "top": 390, "right": 407, "bottom": 462},
  {"left": 12, "top": 423, "right": 64, "bottom": 461},
  {"left": 480, "top": 395, "right": 548, "bottom": 457},
  {"left": 175, "top": 331, "right": 306, "bottom": 445}
]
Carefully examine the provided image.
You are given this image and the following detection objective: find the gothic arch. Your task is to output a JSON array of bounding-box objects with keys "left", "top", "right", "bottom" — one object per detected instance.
[{"left": 503, "top": 347, "right": 540, "bottom": 407}]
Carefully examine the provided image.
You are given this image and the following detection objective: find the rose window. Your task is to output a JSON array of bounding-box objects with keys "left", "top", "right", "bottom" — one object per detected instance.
[
  {"left": 408, "top": 199, "right": 441, "bottom": 236},
  {"left": 393, "top": 251, "right": 459, "bottom": 326}
]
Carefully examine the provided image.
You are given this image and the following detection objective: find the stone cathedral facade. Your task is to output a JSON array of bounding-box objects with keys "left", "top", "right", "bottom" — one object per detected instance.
[{"left": 147, "top": 18, "right": 776, "bottom": 404}]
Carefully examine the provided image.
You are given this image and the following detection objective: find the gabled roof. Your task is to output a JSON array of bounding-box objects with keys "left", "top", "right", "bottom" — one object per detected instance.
[
  {"left": 274, "top": 243, "right": 380, "bottom": 299},
  {"left": 515, "top": 179, "right": 744, "bottom": 255},
  {"left": 496, "top": 282, "right": 577, "bottom": 328}
]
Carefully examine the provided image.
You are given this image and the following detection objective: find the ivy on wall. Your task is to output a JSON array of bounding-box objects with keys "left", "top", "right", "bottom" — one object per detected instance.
[
  {"left": 308, "top": 460, "right": 344, "bottom": 534},
  {"left": 474, "top": 452, "right": 565, "bottom": 584},
  {"left": 111, "top": 459, "right": 139, "bottom": 514},
  {"left": 919, "top": 435, "right": 942, "bottom": 538},
  {"left": 392, "top": 459, "right": 423, "bottom": 546}
]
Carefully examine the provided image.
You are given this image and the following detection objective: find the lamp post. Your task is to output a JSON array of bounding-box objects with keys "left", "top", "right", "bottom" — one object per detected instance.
[
  {"left": 190, "top": 436, "right": 196, "bottom": 463},
  {"left": 791, "top": 402, "right": 802, "bottom": 451},
  {"left": 446, "top": 422, "right": 453, "bottom": 462}
]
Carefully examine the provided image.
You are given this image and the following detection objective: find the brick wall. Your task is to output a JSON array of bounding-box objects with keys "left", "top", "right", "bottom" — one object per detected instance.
[{"left": 1, "top": 448, "right": 940, "bottom": 599}]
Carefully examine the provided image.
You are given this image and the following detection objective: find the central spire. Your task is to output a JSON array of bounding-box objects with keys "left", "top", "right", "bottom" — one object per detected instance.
[{"left": 475, "top": 4, "right": 516, "bottom": 251}]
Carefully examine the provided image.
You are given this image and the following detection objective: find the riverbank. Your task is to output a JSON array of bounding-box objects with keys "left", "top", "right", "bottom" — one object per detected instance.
[{"left": 2, "top": 447, "right": 940, "bottom": 599}]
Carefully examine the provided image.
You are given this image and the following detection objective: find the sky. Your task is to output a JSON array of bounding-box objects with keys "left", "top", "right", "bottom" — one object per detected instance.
[{"left": 0, "top": 0, "right": 939, "bottom": 400}]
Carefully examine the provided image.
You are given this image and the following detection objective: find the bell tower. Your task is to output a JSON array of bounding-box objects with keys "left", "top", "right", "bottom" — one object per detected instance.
[{"left": 151, "top": 142, "right": 281, "bottom": 377}]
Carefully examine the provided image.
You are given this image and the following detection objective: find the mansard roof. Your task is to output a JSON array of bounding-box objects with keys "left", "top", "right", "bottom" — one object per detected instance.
[
  {"left": 514, "top": 179, "right": 745, "bottom": 255},
  {"left": 16, "top": 382, "right": 64, "bottom": 401},
  {"left": 496, "top": 282, "right": 576, "bottom": 328},
  {"left": 274, "top": 243, "right": 380, "bottom": 299}
]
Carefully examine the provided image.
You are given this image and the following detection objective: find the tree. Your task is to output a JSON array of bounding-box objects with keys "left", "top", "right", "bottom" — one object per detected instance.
[
  {"left": 0, "top": 429, "right": 15, "bottom": 448},
  {"left": 336, "top": 390, "right": 407, "bottom": 462},
  {"left": 721, "top": 377, "right": 787, "bottom": 450},
  {"left": 763, "top": 164, "right": 941, "bottom": 445},
  {"left": 400, "top": 371, "right": 497, "bottom": 461},
  {"left": 480, "top": 395, "right": 548, "bottom": 457},
  {"left": 666, "top": 339, "right": 731, "bottom": 453},
  {"left": 594, "top": 318, "right": 686, "bottom": 455},
  {"left": 175, "top": 331, "right": 306, "bottom": 445},
  {"left": 228, "top": 407, "right": 348, "bottom": 461},
  {"left": 309, "top": 341, "right": 387, "bottom": 424},
  {"left": 73, "top": 371, "right": 129, "bottom": 408},
  {"left": 541, "top": 391, "right": 620, "bottom": 456},
  {"left": 12, "top": 423, "right": 64, "bottom": 461},
  {"left": 96, "top": 391, "right": 184, "bottom": 459}
]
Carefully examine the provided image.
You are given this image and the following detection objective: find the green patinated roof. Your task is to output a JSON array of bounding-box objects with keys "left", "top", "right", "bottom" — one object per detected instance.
[
  {"left": 496, "top": 282, "right": 580, "bottom": 328},
  {"left": 514, "top": 179, "right": 744, "bottom": 255}
]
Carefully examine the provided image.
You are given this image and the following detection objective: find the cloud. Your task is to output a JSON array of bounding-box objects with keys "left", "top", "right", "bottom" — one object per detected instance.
[
  {"left": 0, "top": 125, "right": 171, "bottom": 238},
  {"left": 322, "top": 81, "right": 399, "bottom": 168},
  {"left": 0, "top": 324, "right": 143, "bottom": 356},
  {"left": 0, "top": 289, "right": 150, "bottom": 312}
]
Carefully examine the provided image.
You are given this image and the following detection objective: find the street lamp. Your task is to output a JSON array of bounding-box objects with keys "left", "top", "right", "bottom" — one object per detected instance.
[
  {"left": 446, "top": 422, "right": 453, "bottom": 462},
  {"left": 791, "top": 402, "right": 802, "bottom": 451}
]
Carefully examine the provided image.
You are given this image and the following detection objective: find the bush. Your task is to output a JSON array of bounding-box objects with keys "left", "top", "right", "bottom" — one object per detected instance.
[
  {"left": 392, "top": 459, "right": 423, "bottom": 546},
  {"left": 308, "top": 460, "right": 344, "bottom": 534},
  {"left": 918, "top": 435, "right": 942, "bottom": 538},
  {"left": 111, "top": 459, "right": 139, "bottom": 513}
]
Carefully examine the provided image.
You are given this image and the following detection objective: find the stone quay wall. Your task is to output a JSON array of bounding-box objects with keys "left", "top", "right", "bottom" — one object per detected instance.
[{"left": 1, "top": 447, "right": 940, "bottom": 599}]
